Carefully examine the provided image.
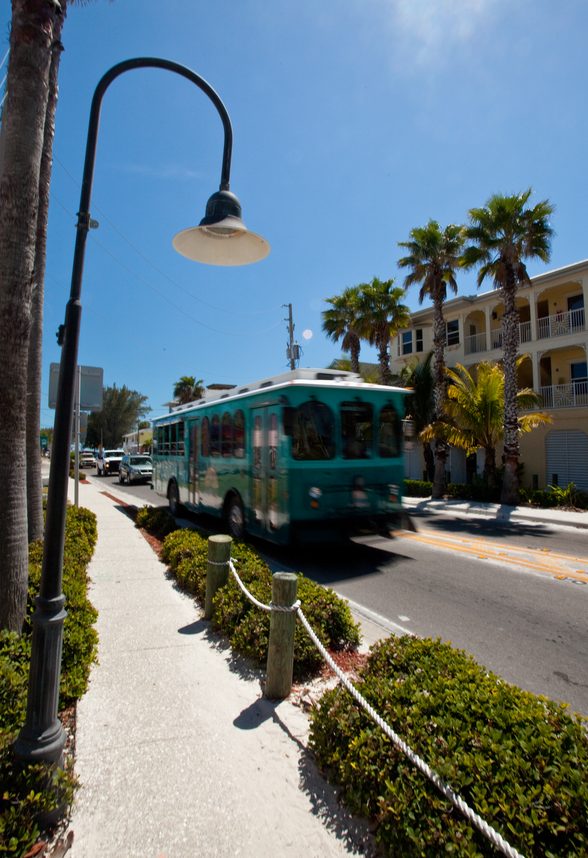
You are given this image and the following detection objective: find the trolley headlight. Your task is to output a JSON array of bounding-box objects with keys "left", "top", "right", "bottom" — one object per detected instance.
[
  {"left": 388, "top": 483, "right": 399, "bottom": 503},
  {"left": 309, "top": 486, "right": 322, "bottom": 509}
]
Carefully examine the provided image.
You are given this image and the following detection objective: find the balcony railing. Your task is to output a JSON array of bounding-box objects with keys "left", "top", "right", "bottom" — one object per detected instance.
[
  {"left": 537, "top": 307, "right": 585, "bottom": 340},
  {"left": 539, "top": 380, "right": 588, "bottom": 409},
  {"left": 464, "top": 331, "right": 487, "bottom": 355},
  {"left": 489, "top": 320, "right": 532, "bottom": 350}
]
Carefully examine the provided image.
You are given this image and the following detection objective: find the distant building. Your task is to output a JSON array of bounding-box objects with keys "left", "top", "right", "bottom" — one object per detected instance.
[
  {"left": 122, "top": 427, "right": 152, "bottom": 453},
  {"left": 390, "top": 259, "right": 588, "bottom": 490}
]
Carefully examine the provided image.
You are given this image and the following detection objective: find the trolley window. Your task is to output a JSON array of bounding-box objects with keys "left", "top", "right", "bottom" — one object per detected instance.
[
  {"left": 210, "top": 415, "right": 220, "bottom": 457},
  {"left": 341, "top": 401, "right": 373, "bottom": 459},
  {"left": 234, "top": 409, "right": 245, "bottom": 458},
  {"left": 378, "top": 404, "right": 402, "bottom": 458},
  {"left": 291, "top": 401, "right": 335, "bottom": 460}
]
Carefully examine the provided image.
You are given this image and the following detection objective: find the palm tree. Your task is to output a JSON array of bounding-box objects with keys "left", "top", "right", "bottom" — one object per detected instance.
[
  {"left": 401, "top": 353, "right": 435, "bottom": 480},
  {"left": 0, "top": 1, "right": 63, "bottom": 631},
  {"left": 355, "top": 277, "right": 410, "bottom": 385},
  {"left": 27, "top": 11, "right": 68, "bottom": 542},
  {"left": 398, "top": 220, "right": 464, "bottom": 498},
  {"left": 322, "top": 286, "right": 363, "bottom": 374},
  {"left": 329, "top": 358, "right": 380, "bottom": 383},
  {"left": 422, "top": 361, "right": 552, "bottom": 488},
  {"left": 173, "top": 376, "right": 205, "bottom": 405},
  {"left": 461, "top": 190, "right": 553, "bottom": 505}
]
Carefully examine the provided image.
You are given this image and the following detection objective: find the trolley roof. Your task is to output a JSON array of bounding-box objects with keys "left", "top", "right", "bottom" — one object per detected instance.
[{"left": 153, "top": 368, "right": 409, "bottom": 423}]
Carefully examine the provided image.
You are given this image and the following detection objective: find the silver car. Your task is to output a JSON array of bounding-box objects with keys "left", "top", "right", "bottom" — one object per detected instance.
[{"left": 118, "top": 454, "right": 153, "bottom": 484}]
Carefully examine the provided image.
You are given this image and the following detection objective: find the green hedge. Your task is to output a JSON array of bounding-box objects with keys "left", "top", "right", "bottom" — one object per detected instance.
[
  {"left": 309, "top": 636, "right": 588, "bottom": 856},
  {"left": 148, "top": 516, "right": 361, "bottom": 679},
  {"left": 405, "top": 479, "right": 588, "bottom": 509},
  {"left": 135, "top": 505, "right": 177, "bottom": 539},
  {"left": 403, "top": 479, "right": 432, "bottom": 497},
  {"left": 0, "top": 505, "right": 98, "bottom": 857}
]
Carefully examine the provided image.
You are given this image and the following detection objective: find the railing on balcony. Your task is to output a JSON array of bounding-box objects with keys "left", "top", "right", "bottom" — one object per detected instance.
[
  {"left": 464, "top": 331, "right": 487, "bottom": 355},
  {"left": 519, "top": 320, "right": 532, "bottom": 343},
  {"left": 537, "top": 307, "right": 585, "bottom": 340},
  {"left": 539, "top": 380, "right": 588, "bottom": 409},
  {"left": 489, "top": 320, "right": 532, "bottom": 350}
]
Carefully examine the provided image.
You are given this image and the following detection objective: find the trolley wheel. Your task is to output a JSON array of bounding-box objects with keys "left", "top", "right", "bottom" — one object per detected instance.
[
  {"left": 226, "top": 494, "right": 245, "bottom": 540},
  {"left": 168, "top": 480, "right": 181, "bottom": 516}
]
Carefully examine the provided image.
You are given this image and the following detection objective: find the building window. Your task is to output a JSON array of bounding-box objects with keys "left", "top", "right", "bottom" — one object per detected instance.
[
  {"left": 401, "top": 331, "right": 413, "bottom": 355},
  {"left": 415, "top": 328, "right": 423, "bottom": 352},
  {"left": 445, "top": 319, "right": 459, "bottom": 346}
]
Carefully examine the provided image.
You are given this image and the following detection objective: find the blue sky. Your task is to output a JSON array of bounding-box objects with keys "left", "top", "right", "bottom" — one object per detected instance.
[{"left": 2, "top": 0, "right": 588, "bottom": 426}]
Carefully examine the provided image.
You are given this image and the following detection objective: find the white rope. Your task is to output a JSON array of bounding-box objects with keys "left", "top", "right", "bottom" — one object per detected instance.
[
  {"left": 227, "top": 559, "right": 301, "bottom": 614},
  {"left": 222, "top": 554, "right": 523, "bottom": 857},
  {"left": 296, "top": 608, "right": 525, "bottom": 858}
]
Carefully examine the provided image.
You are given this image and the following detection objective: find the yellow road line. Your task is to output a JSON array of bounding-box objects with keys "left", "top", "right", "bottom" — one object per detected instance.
[
  {"left": 416, "top": 528, "right": 588, "bottom": 565},
  {"left": 393, "top": 531, "right": 588, "bottom": 583}
]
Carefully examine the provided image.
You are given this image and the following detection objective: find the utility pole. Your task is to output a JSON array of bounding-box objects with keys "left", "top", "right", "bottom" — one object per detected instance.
[{"left": 283, "top": 303, "right": 301, "bottom": 369}]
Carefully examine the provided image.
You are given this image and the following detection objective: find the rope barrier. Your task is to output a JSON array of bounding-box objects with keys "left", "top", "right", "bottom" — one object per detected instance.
[
  {"left": 223, "top": 556, "right": 525, "bottom": 858},
  {"left": 228, "top": 559, "right": 300, "bottom": 613}
]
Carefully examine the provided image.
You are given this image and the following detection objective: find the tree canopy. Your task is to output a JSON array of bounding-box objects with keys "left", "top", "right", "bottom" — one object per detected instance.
[
  {"left": 421, "top": 360, "right": 552, "bottom": 488},
  {"left": 173, "top": 376, "right": 205, "bottom": 405},
  {"left": 322, "top": 286, "right": 364, "bottom": 374},
  {"left": 86, "top": 385, "right": 150, "bottom": 448}
]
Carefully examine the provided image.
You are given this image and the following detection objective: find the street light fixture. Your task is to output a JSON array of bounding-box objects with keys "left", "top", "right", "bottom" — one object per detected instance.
[{"left": 14, "top": 57, "right": 269, "bottom": 765}]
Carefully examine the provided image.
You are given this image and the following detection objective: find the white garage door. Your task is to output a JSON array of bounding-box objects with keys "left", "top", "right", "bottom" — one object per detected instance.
[{"left": 545, "top": 430, "right": 588, "bottom": 490}]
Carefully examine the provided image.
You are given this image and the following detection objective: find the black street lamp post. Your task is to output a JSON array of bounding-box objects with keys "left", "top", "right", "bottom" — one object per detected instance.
[{"left": 14, "top": 57, "right": 269, "bottom": 764}]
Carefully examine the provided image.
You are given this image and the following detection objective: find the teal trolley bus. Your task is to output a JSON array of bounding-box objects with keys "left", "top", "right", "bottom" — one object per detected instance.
[{"left": 152, "top": 368, "right": 410, "bottom": 545}]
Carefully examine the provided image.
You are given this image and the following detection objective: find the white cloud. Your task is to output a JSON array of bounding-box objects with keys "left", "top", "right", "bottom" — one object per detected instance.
[
  {"left": 359, "top": 0, "right": 515, "bottom": 70},
  {"left": 113, "top": 163, "right": 205, "bottom": 181}
]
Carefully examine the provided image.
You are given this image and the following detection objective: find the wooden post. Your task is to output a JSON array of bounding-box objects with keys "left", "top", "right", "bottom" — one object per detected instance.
[
  {"left": 265, "top": 572, "right": 298, "bottom": 699},
  {"left": 204, "top": 534, "right": 232, "bottom": 620}
]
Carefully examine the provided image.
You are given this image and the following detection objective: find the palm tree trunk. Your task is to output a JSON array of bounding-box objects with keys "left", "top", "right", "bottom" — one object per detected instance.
[
  {"left": 377, "top": 334, "right": 392, "bottom": 385},
  {"left": 349, "top": 335, "right": 360, "bottom": 374},
  {"left": 423, "top": 441, "right": 434, "bottom": 481},
  {"left": 27, "top": 18, "right": 66, "bottom": 542},
  {"left": 500, "top": 267, "right": 520, "bottom": 505},
  {"left": 431, "top": 294, "right": 448, "bottom": 498},
  {"left": 484, "top": 445, "right": 497, "bottom": 488},
  {"left": 0, "top": 1, "right": 58, "bottom": 631}
]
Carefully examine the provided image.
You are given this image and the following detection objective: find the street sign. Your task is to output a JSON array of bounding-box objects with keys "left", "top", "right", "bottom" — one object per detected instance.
[
  {"left": 49, "top": 364, "right": 103, "bottom": 411},
  {"left": 40, "top": 434, "right": 48, "bottom": 450}
]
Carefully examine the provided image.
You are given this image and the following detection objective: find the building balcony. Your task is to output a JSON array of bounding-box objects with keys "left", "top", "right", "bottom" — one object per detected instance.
[
  {"left": 485, "top": 320, "right": 532, "bottom": 351},
  {"left": 539, "top": 380, "right": 588, "bottom": 409},
  {"left": 537, "top": 307, "right": 585, "bottom": 340},
  {"left": 464, "top": 331, "right": 487, "bottom": 355}
]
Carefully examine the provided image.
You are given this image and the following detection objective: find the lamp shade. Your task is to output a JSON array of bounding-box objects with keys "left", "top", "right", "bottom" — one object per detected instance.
[{"left": 173, "top": 189, "right": 270, "bottom": 266}]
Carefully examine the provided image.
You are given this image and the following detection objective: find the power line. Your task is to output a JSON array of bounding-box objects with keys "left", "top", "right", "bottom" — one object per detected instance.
[
  {"left": 49, "top": 194, "right": 281, "bottom": 338},
  {"left": 52, "top": 155, "right": 280, "bottom": 319}
]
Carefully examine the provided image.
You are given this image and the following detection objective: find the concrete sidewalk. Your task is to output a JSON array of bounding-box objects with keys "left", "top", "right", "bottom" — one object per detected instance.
[
  {"left": 402, "top": 494, "right": 588, "bottom": 530},
  {"left": 64, "top": 476, "right": 376, "bottom": 858}
]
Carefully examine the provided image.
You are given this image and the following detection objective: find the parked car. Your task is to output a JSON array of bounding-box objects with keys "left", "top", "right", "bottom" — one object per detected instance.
[
  {"left": 96, "top": 449, "right": 124, "bottom": 476},
  {"left": 80, "top": 450, "right": 96, "bottom": 469},
  {"left": 118, "top": 454, "right": 153, "bottom": 485}
]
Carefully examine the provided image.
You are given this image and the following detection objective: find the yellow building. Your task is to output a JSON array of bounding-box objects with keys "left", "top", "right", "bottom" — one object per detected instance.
[{"left": 390, "top": 259, "right": 588, "bottom": 490}]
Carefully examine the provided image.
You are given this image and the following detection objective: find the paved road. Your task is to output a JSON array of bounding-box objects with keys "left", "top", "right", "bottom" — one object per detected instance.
[
  {"left": 277, "top": 531, "right": 588, "bottom": 716},
  {"left": 88, "top": 473, "right": 588, "bottom": 716}
]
